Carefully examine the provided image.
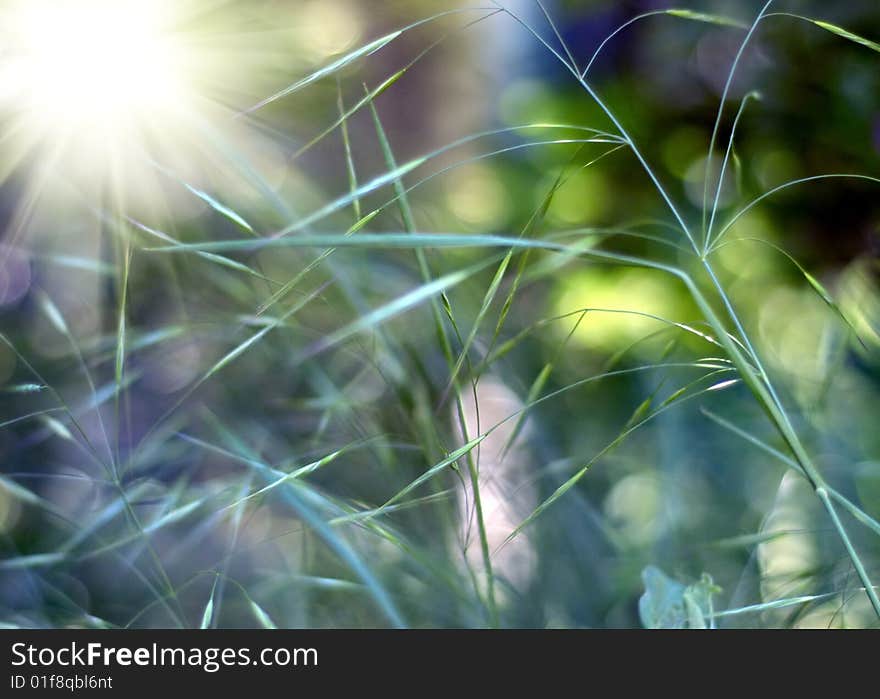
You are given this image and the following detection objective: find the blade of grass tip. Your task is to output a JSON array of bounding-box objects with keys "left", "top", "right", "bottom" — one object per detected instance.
[
  {"left": 664, "top": 9, "right": 749, "bottom": 29},
  {"left": 114, "top": 243, "right": 131, "bottom": 473},
  {"left": 293, "top": 69, "right": 408, "bottom": 162},
  {"left": 712, "top": 591, "right": 841, "bottom": 619},
  {"left": 366, "top": 86, "right": 456, "bottom": 362},
  {"left": 125, "top": 217, "right": 274, "bottom": 284},
  {"left": 218, "top": 576, "right": 279, "bottom": 629},
  {"left": 702, "top": 1, "right": 773, "bottom": 244},
  {"left": 709, "top": 529, "right": 794, "bottom": 549},
  {"left": 269, "top": 156, "right": 428, "bottom": 239},
  {"left": 241, "top": 30, "right": 402, "bottom": 115},
  {"left": 330, "top": 489, "right": 456, "bottom": 526},
  {"left": 217, "top": 446, "right": 353, "bottom": 513},
  {"left": 3, "top": 382, "right": 45, "bottom": 393},
  {"left": 147, "top": 159, "right": 255, "bottom": 234},
  {"left": 625, "top": 375, "right": 674, "bottom": 430},
  {"left": 181, "top": 184, "right": 254, "bottom": 235},
  {"left": 367, "top": 433, "right": 489, "bottom": 518},
  {"left": 40, "top": 415, "right": 74, "bottom": 441},
  {"left": 300, "top": 254, "right": 498, "bottom": 362},
  {"left": 765, "top": 13, "right": 880, "bottom": 54},
  {"left": 295, "top": 8, "right": 503, "bottom": 163},
  {"left": 337, "top": 79, "right": 362, "bottom": 222},
  {"left": 731, "top": 147, "right": 744, "bottom": 196},
  {"left": 178, "top": 110, "right": 295, "bottom": 221},
  {"left": 248, "top": 597, "right": 278, "bottom": 630},
  {"left": 239, "top": 6, "right": 499, "bottom": 115},
  {"left": 35, "top": 254, "right": 115, "bottom": 276},
  {"left": 809, "top": 19, "right": 880, "bottom": 53},
  {"left": 200, "top": 574, "right": 218, "bottom": 629},
  {"left": 0, "top": 552, "right": 66, "bottom": 570},
  {"left": 123, "top": 572, "right": 210, "bottom": 629}
]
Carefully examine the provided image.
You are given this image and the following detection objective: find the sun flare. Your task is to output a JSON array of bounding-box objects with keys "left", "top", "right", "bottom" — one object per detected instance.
[
  {"left": 3, "top": 0, "right": 194, "bottom": 154},
  {"left": 0, "top": 0, "right": 296, "bottom": 209},
  {"left": 10, "top": 1, "right": 186, "bottom": 124}
]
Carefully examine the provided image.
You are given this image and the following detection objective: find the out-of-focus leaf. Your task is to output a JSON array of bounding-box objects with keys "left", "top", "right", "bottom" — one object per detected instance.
[
  {"left": 639, "top": 566, "right": 687, "bottom": 629},
  {"left": 639, "top": 567, "right": 721, "bottom": 629}
]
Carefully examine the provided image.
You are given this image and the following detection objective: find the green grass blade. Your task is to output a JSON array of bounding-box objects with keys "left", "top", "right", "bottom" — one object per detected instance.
[{"left": 242, "top": 31, "right": 402, "bottom": 114}]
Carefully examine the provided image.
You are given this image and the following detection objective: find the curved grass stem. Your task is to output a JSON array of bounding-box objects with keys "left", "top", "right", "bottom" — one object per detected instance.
[{"left": 501, "top": 0, "right": 880, "bottom": 618}]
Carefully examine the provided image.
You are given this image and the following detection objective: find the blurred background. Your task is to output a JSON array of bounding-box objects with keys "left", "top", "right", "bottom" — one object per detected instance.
[{"left": 1, "top": 0, "right": 879, "bottom": 628}]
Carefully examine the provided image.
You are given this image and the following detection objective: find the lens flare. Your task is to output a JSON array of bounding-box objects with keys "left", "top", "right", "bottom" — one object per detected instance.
[
  {"left": 2, "top": 0, "right": 198, "bottom": 168},
  {"left": 8, "top": 1, "right": 186, "bottom": 126},
  {"left": 0, "top": 0, "right": 307, "bottom": 220}
]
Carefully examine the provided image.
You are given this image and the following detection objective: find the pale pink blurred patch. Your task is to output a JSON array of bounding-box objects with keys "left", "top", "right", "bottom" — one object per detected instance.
[{"left": 453, "top": 375, "right": 537, "bottom": 599}]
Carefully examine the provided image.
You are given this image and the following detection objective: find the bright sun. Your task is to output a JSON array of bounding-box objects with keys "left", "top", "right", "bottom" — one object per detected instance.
[
  {"left": 0, "top": 0, "right": 318, "bottom": 209},
  {"left": 12, "top": 1, "right": 185, "bottom": 126},
  {"left": 2, "top": 0, "right": 197, "bottom": 183}
]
